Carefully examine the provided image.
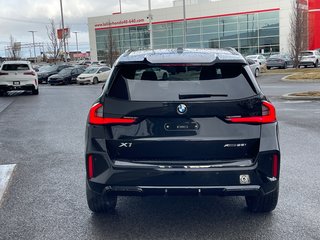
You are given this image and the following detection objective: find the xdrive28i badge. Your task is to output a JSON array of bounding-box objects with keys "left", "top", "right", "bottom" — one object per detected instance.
[{"left": 177, "top": 104, "right": 187, "bottom": 115}]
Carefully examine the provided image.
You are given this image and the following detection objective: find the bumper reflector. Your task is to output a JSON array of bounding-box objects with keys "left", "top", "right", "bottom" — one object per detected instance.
[
  {"left": 272, "top": 154, "right": 279, "bottom": 178},
  {"left": 88, "top": 155, "right": 94, "bottom": 179}
]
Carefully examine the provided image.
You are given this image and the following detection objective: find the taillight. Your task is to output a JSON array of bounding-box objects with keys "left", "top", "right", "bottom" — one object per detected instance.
[
  {"left": 87, "top": 155, "right": 94, "bottom": 179},
  {"left": 226, "top": 101, "right": 276, "bottom": 124},
  {"left": 272, "top": 154, "right": 279, "bottom": 178},
  {"left": 24, "top": 71, "right": 36, "bottom": 76},
  {"left": 0, "top": 72, "right": 8, "bottom": 75},
  {"left": 89, "top": 103, "right": 137, "bottom": 125}
]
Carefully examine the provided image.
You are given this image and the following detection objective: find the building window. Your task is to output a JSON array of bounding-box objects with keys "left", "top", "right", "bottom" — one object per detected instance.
[{"left": 94, "top": 10, "right": 279, "bottom": 58}]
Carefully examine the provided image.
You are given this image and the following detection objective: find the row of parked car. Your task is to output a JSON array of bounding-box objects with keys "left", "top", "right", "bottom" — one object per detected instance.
[
  {"left": 0, "top": 60, "right": 112, "bottom": 95},
  {"left": 245, "top": 50, "right": 320, "bottom": 71},
  {"left": 35, "top": 63, "right": 111, "bottom": 85},
  {"left": 1, "top": 48, "right": 320, "bottom": 96}
]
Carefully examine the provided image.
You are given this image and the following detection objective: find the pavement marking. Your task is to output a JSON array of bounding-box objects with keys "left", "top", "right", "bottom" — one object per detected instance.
[
  {"left": 0, "top": 164, "right": 16, "bottom": 206},
  {"left": 281, "top": 101, "right": 312, "bottom": 104},
  {"left": 0, "top": 99, "right": 15, "bottom": 113}
]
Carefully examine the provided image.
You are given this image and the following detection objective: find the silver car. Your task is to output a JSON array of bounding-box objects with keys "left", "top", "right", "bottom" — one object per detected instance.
[
  {"left": 299, "top": 50, "right": 320, "bottom": 68},
  {"left": 246, "top": 54, "right": 267, "bottom": 72},
  {"left": 246, "top": 58, "right": 261, "bottom": 77}
]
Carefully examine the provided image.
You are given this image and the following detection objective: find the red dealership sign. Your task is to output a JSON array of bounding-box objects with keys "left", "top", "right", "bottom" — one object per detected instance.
[
  {"left": 308, "top": 0, "right": 320, "bottom": 49},
  {"left": 57, "top": 28, "right": 70, "bottom": 39}
]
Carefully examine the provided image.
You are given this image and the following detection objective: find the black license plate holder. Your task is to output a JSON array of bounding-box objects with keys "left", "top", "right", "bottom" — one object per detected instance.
[{"left": 164, "top": 122, "right": 200, "bottom": 131}]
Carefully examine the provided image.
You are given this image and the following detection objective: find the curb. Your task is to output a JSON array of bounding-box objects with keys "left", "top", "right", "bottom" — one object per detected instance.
[
  {"left": 281, "top": 74, "right": 320, "bottom": 82},
  {"left": 281, "top": 93, "right": 320, "bottom": 100}
]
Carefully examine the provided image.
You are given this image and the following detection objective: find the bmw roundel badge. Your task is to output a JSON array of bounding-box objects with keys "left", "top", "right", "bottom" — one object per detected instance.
[{"left": 177, "top": 104, "right": 187, "bottom": 115}]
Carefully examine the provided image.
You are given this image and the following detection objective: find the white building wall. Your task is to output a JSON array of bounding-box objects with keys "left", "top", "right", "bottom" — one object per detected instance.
[
  {"left": 88, "top": 19, "right": 98, "bottom": 61},
  {"left": 88, "top": 0, "right": 292, "bottom": 60},
  {"left": 279, "top": 0, "right": 294, "bottom": 54},
  {"left": 173, "top": 0, "right": 211, "bottom": 7}
]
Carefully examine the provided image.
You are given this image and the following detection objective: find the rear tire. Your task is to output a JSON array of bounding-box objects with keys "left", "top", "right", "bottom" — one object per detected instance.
[
  {"left": 267, "top": 66, "right": 271, "bottom": 70},
  {"left": 254, "top": 68, "right": 260, "bottom": 77},
  {"left": 283, "top": 63, "right": 287, "bottom": 69},
  {"left": 246, "top": 185, "right": 279, "bottom": 213},
  {"left": 86, "top": 183, "right": 117, "bottom": 213},
  {"left": 314, "top": 61, "right": 318, "bottom": 68},
  {"left": 162, "top": 73, "right": 168, "bottom": 80},
  {"left": 0, "top": 91, "right": 7, "bottom": 96},
  {"left": 32, "top": 88, "right": 39, "bottom": 95},
  {"left": 93, "top": 77, "right": 98, "bottom": 84}
]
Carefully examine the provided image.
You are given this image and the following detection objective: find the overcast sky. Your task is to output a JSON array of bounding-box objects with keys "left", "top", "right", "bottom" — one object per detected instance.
[{"left": 0, "top": 0, "right": 172, "bottom": 57}]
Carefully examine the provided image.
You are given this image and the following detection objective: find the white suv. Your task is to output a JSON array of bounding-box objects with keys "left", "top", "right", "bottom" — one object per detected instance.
[
  {"left": 246, "top": 54, "right": 267, "bottom": 72},
  {"left": 299, "top": 50, "right": 320, "bottom": 68},
  {"left": 0, "top": 61, "right": 39, "bottom": 95}
]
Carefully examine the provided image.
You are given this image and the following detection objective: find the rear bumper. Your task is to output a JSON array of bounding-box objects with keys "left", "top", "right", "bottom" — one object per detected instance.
[
  {"left": 87, "top": 155, "right": 279, "bottom": 197},
  {"left": 38, "top": 76, "right": 48, "bottom": 83},
  {"left": 0, "top": 84, "right": 36, "bottom": 91},
  {"left": 77, "top": 79, "right": 91, "bottom": 84},
  {"left": 103, "top": 185, "right": 263, "bottom": 196},
  {"left": 267, "top": 63, "right": 284, "bottom": 68},
  {"left": 299, "top": 61, "right": 316, "bottom": 66},
  {"left": 48, "top": 79, "right": 64, "bottom": 85}
]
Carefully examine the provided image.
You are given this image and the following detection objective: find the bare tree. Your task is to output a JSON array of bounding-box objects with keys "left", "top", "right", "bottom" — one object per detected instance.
[
  {"left": 105, "top": 28, "right": 119, "bottom": 67},
  {"left": 8, "top": 35, "right": 21, "bottom": 60},
  {"left": 289, "top": 0, "right": 308, "bottom": 68},
  {"left": 46, "top": 19, "right": 62, "bottom": 62}
]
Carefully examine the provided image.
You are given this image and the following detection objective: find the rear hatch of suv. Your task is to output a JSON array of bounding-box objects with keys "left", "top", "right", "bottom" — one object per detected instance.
[
  {"left": 92, "top": 62, "right": 266, "bottom": 166},
  {"left": 0, "top": 63, "right": 35, "bottom": 83}
]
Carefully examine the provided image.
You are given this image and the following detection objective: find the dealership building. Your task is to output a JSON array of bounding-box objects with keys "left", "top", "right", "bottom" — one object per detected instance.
[{"left": 88, "top": 0, "right": 320, "bottom": 61}]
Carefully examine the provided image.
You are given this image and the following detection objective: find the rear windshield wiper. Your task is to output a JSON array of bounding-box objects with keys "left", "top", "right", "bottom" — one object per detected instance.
[{"left": 179, "top": 93, "right": 228, "bottom": 99}]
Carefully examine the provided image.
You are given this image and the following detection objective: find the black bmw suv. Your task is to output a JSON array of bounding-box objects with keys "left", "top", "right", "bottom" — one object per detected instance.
[{"left": 85, "top": 48, "right": 280, "bottom": 213}]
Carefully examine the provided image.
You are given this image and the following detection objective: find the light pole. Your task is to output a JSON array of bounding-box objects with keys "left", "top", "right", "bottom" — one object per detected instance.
[
  {"left": 73, "top": 31, "right": 79, "bottom": 52},
  {"left": 119, "top": 0, "right": 122, "bottom": 13},
  {"left": 28, "top": 30, "right": 37, "bottom": 62},
  {"left": 148, "top": 0, "right": 153, "bottom": 49},
  {"left": 59, "top": 0, "right": 67, "bottom": 61},
  {"left": 183, "top": 0, "right": 187, "bottom": 48}
]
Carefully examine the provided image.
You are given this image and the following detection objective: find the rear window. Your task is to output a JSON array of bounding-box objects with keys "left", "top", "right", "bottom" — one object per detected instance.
[
  {"left": 84, "top": 67, "right": 99, "bottom": 74},
  {"left": 300, "top": 52, "right": 313, "bottom": 56},
  {"left": 107, "top": 63, "right": 256, "bottom": 101},
  {"left": 2, "top": 64, "right": 30, "bottom": 71}
]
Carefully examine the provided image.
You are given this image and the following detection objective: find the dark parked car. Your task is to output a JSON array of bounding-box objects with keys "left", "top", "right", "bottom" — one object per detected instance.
[
  {"left": 267, "top": 54, "right": 293, "bottom": 69},
  {"left": 48, "top": 66, "right": 84, "bottom": 85},
  {"left": 37, "top": 64, "right": 71, "bottom": 83},
  {"left": 85, "top": 48, "right": 280, "bottom": 213}
]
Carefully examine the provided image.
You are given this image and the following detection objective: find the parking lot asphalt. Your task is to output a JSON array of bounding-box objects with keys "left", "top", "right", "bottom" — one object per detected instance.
[
  {"left": 0, "top": 98, "right": 14, "bottom": 113},
  {"left": 0, "top": 76, "right": 320, "bottom": 240}
]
